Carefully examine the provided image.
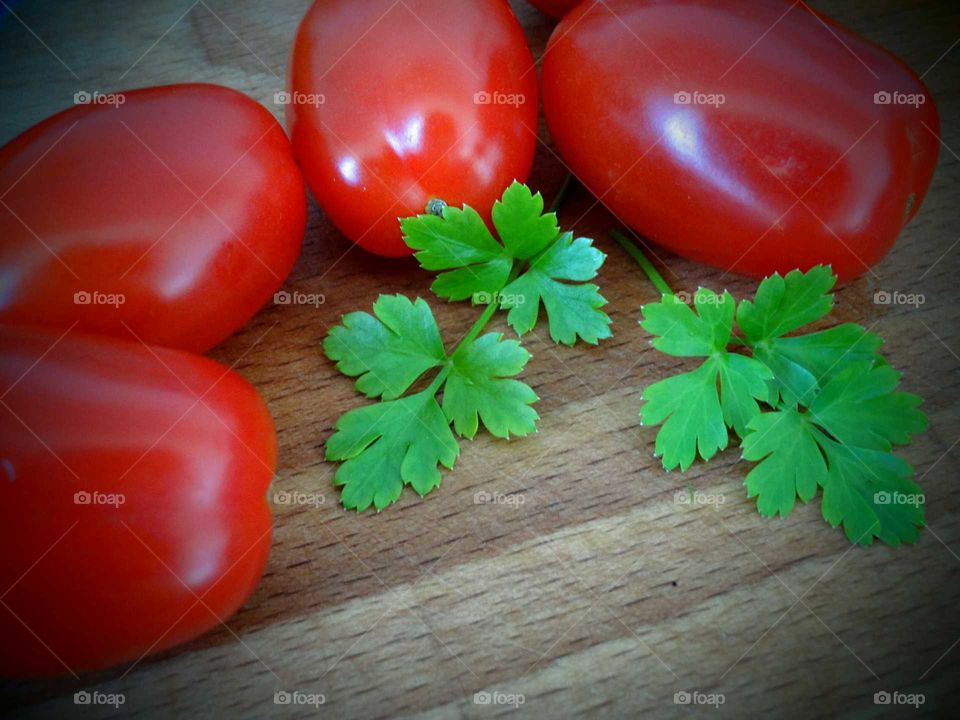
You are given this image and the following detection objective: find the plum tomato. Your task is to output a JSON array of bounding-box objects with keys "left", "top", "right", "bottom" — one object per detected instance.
[
  {"left": 0, "top": 84, "right": 307, "bottom": 352},
  {"left": 0, "top": 324, "right": 276, "bottom": 677},
  {"left": 288, "top": 0, "right": 539, "bottom": 257},
  {"left": 542, "top": 0, "right": 939, "bottom": 281}
]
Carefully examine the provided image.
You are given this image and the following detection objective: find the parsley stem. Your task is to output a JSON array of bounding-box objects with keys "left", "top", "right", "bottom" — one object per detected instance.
[
  {"left": 609, "top": 229, "right": 674, "bottom": 296},
  {"left": 455, "top": 300, "right": 500, "bottom": 354},
  {"left": 441, "top": 263, "right": 524, "bottom": 384}
]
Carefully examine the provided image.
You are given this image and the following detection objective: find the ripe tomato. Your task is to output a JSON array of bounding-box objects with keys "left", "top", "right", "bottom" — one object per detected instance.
[
  {"left": 0, "top": 84, "right": 306, "bottom": 352},
  {"left": 288, "top": 0, "right": 538, "bottom": 257},
  {"left": 0, "top": 325, "right": 276, "bottom": 677},
  {"left": 527, "top": 0, "right": 580, "bottom": 19},
  {"left": 542, "top": 0, "right": 939, "bottom": 281}
]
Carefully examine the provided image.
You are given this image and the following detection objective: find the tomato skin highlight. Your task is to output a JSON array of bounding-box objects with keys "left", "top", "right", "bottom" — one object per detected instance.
[
  {"left": 0, "top": 325, "right": 276, "bottom": 677},
  {"left": 542, "top": 0, "right": 939, "bottom": 281},
  {"left": 288, "top": 0, "right": 539, "bottom": 257},
  {"left": 0, "top": 84, "right": 307, "bottom": 352}
]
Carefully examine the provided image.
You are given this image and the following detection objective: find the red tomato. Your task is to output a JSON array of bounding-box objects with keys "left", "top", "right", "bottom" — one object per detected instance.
[
  {"left": 527, "top": 0, "right": 580, "bottom": 19},
  {"left": 288, "top": 0, "right": 538, "bottom": 257},
  {"left": 542, "top": 0, "right": 939, "bottom": 281},
  {"left": 0, "top": 84, "right": 306, "bottom": 352},
  {"left": 0, "top": 325, "right": 276, "bottom": 677}
]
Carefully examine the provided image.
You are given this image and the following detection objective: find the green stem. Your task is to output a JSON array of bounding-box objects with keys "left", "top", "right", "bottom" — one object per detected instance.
[
  {"left": 549, "top": 173, "right": 575, "bottom": 214},
  {"left": 457, "top": 300, "right": 500, "bottom": 353},
  {"left": 610, "top": 229, "right": 674, "bottom": 296},
  {"left": 436, "top": 263, "right": 525, "bottom": 390},
  {"left": 432, "top": 298, "right": 500, "bottom": 391}
]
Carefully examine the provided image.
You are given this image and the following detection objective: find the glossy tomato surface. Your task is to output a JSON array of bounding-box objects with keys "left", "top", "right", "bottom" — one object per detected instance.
[
  {"left": 0, "top": 325, "right": 276, "bottom": 677},
  {"left": 0, "top": 84, "right": 306, "bottom": 351},
  {"left": 527, "top": 0, "right": 580, "bottom": 19},
  {"left": 288, "top": 0, "right": 538, "bottom": 257},
  {"left": 542, "top": 0, "right": 939, "bottom": 281}
]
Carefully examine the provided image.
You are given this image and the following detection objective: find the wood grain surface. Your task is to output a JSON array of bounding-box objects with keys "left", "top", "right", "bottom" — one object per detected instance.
[{"left": 1, "top": 1, "right": 959, "bottom": 718}]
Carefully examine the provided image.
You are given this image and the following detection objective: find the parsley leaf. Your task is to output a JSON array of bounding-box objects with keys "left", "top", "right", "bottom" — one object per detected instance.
[
  {"left": 500, "top": 232, "right": 611, "bottom": 345},
  {"left": 737, "top": 266, "right": 835, "bottom": 343},
  {"left": 742, "top": 408, "right": 823, "bottom": 518},
  {"left": 752, "top": 323, "right": 884, "bottom": 406},
  {"left": 402, "top": 182, "right": 610, "bottom": 343},
  {"left": 326, "top": 182, "right": 611, "bottom": 512},
  {"left": 742, "top": 364, "right": 927, "bottom": 547},
  {"left": 807, "top": 361, "right": 926, "bottom": 449},
  {"left": 400, "top": 205, "right": 512, "bottom": 302},
  {"left": 642, "top": 360, "right": 729, "bottom": 471},
  {"left": 491, "top": 181, "right": 560, "bottom": 259},
  {"left": 443, "top": 333, "right": 539, "bottom": 439},
  {"left": 818, "top": 442, "right": 924, "bottom": 547},
  {"left": 624, "top": 245, "right": 929, "bottom": 547},
  {"left": 326, "top": 389, "right": 459, "bottom": 512},
  {"left": 639, "top": 290, "right": 772, "bottom": 469},
  {"left": 641, "top": 290, "right": 733, "bottom": 355},
  {"left": 323, "top": 294, "right": 446, "bottom": 400}
]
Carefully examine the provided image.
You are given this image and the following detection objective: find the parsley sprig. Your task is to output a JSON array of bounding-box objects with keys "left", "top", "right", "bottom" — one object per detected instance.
[
  {"left": 613, "top": 230, "right": 928, "bottom": 547},
  {"left": 324, "top": 183, "right": 611, "bottom": 511}
]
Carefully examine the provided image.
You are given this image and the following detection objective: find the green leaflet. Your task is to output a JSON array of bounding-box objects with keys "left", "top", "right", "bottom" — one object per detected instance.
[
  {"left": 501, "top": 232, "right": 611, "bottom": 345},
  {"left": 323, "top": 294, "right": 446, "bottom": 400},
  {"left": 443, "top": 333, "right": 539, "bottom": 439}
]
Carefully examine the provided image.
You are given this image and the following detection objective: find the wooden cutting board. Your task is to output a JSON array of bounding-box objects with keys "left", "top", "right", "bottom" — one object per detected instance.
[{"left": 2, "top": 1, "right": 958, "bottom": 717}]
